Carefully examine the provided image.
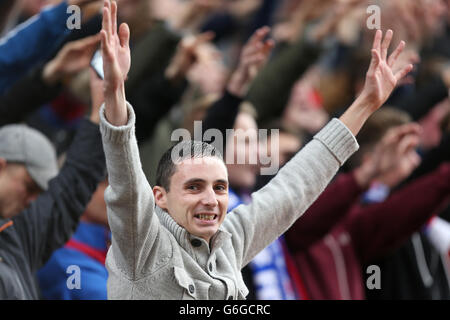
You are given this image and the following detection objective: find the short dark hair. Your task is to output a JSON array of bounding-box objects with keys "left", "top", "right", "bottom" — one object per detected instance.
[{"left": 155, "top": 140, "right": 224, "bottom": 191}]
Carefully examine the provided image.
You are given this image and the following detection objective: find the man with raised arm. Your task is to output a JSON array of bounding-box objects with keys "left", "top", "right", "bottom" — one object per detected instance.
[
  {"left": 98, "top": 0, "right": 413, "bottom": 299},
  {"left": 0, "top": 0, "right": 100, "bottom": 94},
  {"left": 0, "top": 66, "right": 106, "bottom": 300}
]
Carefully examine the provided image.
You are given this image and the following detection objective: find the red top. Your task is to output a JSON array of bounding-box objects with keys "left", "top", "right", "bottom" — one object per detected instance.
[{"left": 285, "top": 163, "right": 450, "bottom": 299}]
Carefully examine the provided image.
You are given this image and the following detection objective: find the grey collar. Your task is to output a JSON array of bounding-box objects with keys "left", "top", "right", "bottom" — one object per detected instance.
[{"left": 155, "top": 206, "right": 231, "bottom": 254}]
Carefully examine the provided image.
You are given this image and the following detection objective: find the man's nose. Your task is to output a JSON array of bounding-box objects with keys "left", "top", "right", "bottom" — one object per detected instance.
[{"left": 201, "top": 188, "right": 218, "bottom": 207}]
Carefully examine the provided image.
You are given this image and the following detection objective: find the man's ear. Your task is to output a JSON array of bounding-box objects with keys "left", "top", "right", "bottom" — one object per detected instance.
[{"left": 153, "top": 186, "right": 168, "bottom": 211}]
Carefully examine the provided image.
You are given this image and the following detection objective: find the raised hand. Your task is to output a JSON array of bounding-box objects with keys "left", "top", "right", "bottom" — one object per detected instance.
[
  {"left": 227, "top": 26, "right": 275, "bottom": 98},
  {"left": 354, "top": 123, "right": 422, "bottom": 188},
  {"left": 311, "top": 0, "right": 366, "bottom": 42},
  {"left": 371, "top": 123, "right": 422, "bottom": 187},
  {"left": 100, "top": 0, "right": 131, "bottom": 126},
  {"left": 165, "top": 32, "right": 215, "bottom": 83},
  {"left": 42, "top": 34, "right": 100, "bottom": 85},
  {"left": 340, "top": 29, "right": 414, "bottom": 136},
  {"left": 360, "top": 29, "right": 413, "bottom": 110},
  {"left": 101, "top": 0, "right": 130, "bottom": 90},
  {"left": 169, "top": 0, "right": 223, "bottom": 31}
]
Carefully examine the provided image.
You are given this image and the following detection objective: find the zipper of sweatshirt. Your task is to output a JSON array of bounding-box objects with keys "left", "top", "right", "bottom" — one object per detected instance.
[{"left": 324, "top": 234, "right": 351, "bottom": 300}]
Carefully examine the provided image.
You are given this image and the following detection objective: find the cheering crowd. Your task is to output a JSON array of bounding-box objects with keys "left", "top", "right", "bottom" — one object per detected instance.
[{"left": 0, "top": 0, "right": 449, "bottom": 300}]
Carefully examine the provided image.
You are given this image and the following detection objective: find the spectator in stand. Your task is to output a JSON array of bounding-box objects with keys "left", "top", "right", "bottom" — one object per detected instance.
[
  {"left": 365, "top": 103, "right": 450, "bottom": 300},
  {"left": 0, "top": 59, "right": 106, "bottom": 299},
  {"left": 2, "top": 0, "right": 450, "bottom": 302},
  {"left": 0, "top": 34, "right": 100, "bottom": 127},
  {"left": 36, "top": 68, "right": 110, "bottom": 300},
  {"left": 284, "top": 107, "right": 450, "bottom": 299},
  {"left": 0, "top": 0, "right": 100, "bottom": 95},
  {"left": 37, "top": 179, "right": 110, "bottom": 299}
]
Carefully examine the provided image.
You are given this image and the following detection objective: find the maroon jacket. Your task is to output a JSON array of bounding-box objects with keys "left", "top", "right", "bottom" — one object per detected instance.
[{"left": 285, "top": 163, "right": 450, "bottom": 299}]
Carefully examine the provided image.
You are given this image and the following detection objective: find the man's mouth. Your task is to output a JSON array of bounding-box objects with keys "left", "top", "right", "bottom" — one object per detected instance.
[{"left": 194, "top": 214, "right": 218, "bottom": 221}]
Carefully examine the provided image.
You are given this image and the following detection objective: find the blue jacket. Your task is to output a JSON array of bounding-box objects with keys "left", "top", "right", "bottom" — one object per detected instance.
[
  {"left": 37, "top": 222, "right": 110, "bottom": 300},
  {"left": 0, "top": 1, "right": 70, "bottom": 94}
]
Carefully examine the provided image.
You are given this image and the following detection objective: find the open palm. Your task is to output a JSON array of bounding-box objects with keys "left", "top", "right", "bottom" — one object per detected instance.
[
  {"left": 56, "top": 34, "right": 100, "bottom": 75},
  {"left": 361, "top": 30, "right": 413, "bottom": 111},
  {"left": 100, "top": 0, "right": 130, "bottom": 91}
]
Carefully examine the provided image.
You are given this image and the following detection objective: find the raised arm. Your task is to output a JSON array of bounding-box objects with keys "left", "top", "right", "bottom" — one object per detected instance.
[
  {"left": 0, "top": 34, "right": 100, "bottom": 126},
  {"left": 129, "top": 31, "right": 210, "bottom": 142},
  {"left": 98, "top": 0, "right": 162, "bottom": 280},
  {"left": 222, "top": 29, "right": 414, "bottom": 268},
  {"left": 100, "top": 0, "right": 130, "bottom": 126},
  {"left": 12, "top": 73, "right": 106, "bottom": 271},
  {"left": 285, "top": 122, "right": 422, "bottom": 251},
  {"left": 347, "top": 163, "right": 450, "bottom": 264},
  {"left": 339, "top": 29, "right": 413, "bottom": 135},
  {"left": 203, "top": 26, "right": 274, "bottom": 136},
  {"left": 0, "top": 1, "right": 92, "bottom": 94}
]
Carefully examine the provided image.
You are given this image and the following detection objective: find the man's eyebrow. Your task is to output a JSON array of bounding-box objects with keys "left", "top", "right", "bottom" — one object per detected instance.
[
  {"left": 183, "top": 178, "right": 206, "bottom": 185},
  {"left": 215, "top": 179, "right": 228, "bottom": 185},
  {"left": 183, "top": 178, "right": 228, "bottom": 185}
]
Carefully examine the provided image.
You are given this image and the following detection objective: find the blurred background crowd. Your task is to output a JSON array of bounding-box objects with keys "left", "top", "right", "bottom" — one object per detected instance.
[{"left": 0, "top": 0, "right": 449, "bottom": 300}]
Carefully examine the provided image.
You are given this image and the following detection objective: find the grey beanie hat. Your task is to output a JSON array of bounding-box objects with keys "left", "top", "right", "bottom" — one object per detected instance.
[{"left": 0, "top": 124, "right": 58, "bottom": 190}]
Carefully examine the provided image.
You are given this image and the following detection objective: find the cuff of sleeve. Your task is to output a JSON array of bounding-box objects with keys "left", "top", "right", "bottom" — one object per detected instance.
[
  {"left": 99, "top": 102, "right": 136, "bottom": 144},
  {"left": 314, "top": 118, "right": 359, "bottom": 165}
]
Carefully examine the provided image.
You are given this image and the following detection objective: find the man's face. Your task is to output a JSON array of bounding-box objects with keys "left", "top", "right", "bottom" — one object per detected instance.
[
  {"left": 0, "top": 163, "right": 41, "bottom": 219},
  {"left": 156, "top": 157, "right": 229, "bottom": 243}
]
